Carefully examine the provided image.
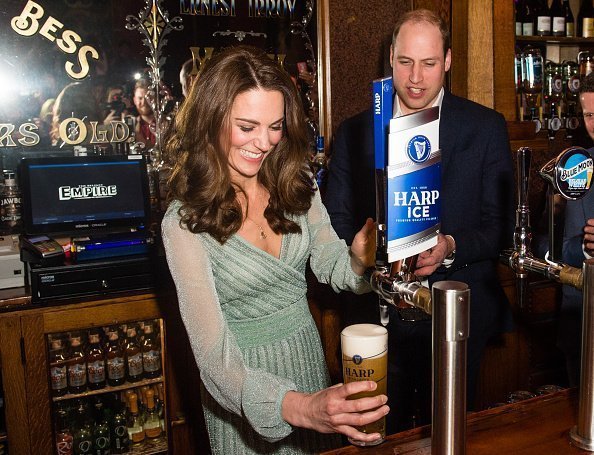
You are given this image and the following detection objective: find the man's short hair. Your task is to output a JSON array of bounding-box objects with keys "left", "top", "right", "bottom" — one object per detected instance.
[
  {"left": 581, "top": 72, "right": 594, "bottom": 94},
  {"left": 391, "top": 9, "right": 450, "bottom": 57}
]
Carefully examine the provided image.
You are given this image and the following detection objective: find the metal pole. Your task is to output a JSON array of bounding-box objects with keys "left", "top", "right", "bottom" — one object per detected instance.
[
  {"left": 570, "top": 258, "right": 594, "bottom": 451},
  {"left": 432, "top": 281, "right": 469, "bottom": 455}
]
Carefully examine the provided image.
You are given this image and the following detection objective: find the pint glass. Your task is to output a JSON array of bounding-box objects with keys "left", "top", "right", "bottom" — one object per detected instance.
[{"left": 341, "top": 323, "right": 388, "bottom": 446}]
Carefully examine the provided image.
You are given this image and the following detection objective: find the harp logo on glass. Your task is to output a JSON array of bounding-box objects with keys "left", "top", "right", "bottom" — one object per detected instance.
[
  {"left": 59, "top": 185, "right": 117, "bottom": 201},
  {"left": 406, "top": 135, "right": 431, "bottom": 163}
]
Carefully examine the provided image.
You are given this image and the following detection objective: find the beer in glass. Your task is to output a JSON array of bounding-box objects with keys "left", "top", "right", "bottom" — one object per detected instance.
[{"left": 341, "top": 323, "right": 388, "bottom": 446}]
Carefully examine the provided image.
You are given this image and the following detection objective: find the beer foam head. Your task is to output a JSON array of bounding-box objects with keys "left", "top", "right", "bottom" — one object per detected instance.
[{"left": 341, "top": 324, "right": 388, "bottom": 358}]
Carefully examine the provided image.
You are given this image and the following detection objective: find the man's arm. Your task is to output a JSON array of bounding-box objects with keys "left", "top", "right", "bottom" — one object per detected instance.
[{"left": 325, "top": 119, "right": 357, "bottom": 245}]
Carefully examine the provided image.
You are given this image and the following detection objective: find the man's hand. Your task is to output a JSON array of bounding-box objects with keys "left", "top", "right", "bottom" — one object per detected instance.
[
  {"left": 584, "top": 218, "right": 594, "bottom": 257},
  {"left": 414, "top": 233, "right": 455, "bottom": 277}
]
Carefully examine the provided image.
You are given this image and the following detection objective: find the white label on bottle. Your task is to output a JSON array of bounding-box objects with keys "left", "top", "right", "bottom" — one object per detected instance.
[
  {"left": 523, "top": 23, "right": 534, "bottom": 35},
  {"left": 50, "top": 365, "right": 67, "bottom": 390},
  {"left": 107, "top": 357, "right": 125, "bottom": 379},
  {"left": 567, "top": 22, "right": 575, "bottom": 37},
  {"left": 552, "top": 17, "right": 565, "bottom": 33},
  {"left": 537, "top": 16, "right": 551, "bottom": 32},
  {"left": 516, "top": 22, "right": 522, "bottom": 36},
  {"left": 553, "top": 75, "right": 563, "bottom": 93},
  {"left": 67, "top": 363, "right": 86, "bottom": 387},
  {"left": 127, "top": 352, "right": 143, "bottom": 376},
  {"left": 570, "top": 76, "right": 581, "bottom": 93},
  {"left": 87, "top": 360, "right": 106, "bottom": 383},
  {"left": 143, "top": 349, "right": 161, "bottom": 373}
]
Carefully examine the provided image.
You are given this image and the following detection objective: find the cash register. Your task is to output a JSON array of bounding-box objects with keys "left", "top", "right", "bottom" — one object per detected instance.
[{"left": 19, "top": 155, "right": 155, "bottom": 302}]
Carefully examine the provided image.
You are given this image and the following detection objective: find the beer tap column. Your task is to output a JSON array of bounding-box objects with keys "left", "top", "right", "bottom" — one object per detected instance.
[
  {"left": 571, "top": 259, "right": 594, "bottom": 451},
  {"left": 431, "top": 281, "right": 470, "bottom": 455}
]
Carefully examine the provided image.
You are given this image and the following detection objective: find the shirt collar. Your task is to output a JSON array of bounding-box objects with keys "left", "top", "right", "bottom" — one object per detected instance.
[{"left": 393, "top": 87, "right": 444, "bottom": 118}]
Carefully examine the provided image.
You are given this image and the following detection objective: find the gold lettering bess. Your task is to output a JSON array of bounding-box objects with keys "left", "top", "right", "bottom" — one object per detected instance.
[
  {"left": 66, "top": 45, "right": 99, "bottom": 80},
  {"left": 57, "top": 30, "right": 82, "bottom": 54},
  {"left": 38, "top": 15, "right": 63, "bottom": 42}
]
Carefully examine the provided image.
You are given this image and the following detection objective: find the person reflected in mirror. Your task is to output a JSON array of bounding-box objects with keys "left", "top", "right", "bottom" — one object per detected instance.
[
  {"left": 179, "top": 58, "right": 199, "bottom": 99},
  {"left": 162, "top": 45, "right": 386, "bottom": 454},
  {"left": 50, "top": 81, "right": 102, "bottom": 147},
  {"left": 558, "top": 72, "right": 594, "bottom": 386},
  {"left": 132, "top": 79, "right": 156, "bottom": 149},
  {"left": 325, "top": 9, "right": 514, "bottom": 432}
]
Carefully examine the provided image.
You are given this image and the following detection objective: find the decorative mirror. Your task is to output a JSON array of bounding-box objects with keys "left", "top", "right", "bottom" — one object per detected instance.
[{"left": 0, "top": 0, "right": 325, "bottom": 172}]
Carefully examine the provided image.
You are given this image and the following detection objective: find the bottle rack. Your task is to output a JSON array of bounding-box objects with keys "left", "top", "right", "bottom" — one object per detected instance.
[{"left": 48, "top": 318, "right": 168, "bottom": 455}]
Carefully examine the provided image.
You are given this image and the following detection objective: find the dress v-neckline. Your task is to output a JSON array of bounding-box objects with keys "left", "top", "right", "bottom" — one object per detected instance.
[{"left": 234, "top": 231, "right": 286, "bottom": 261}]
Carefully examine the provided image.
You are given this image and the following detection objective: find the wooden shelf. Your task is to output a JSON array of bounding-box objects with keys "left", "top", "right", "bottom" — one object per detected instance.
[
  {"left": 124, "top": 436, "right": 167, "bottom": 455},
  {"left": 0, "top": 431, "right": 6, "bottom": 443},
  {"left": 516, "top": 35, "right": 594, "bottom": 44},
  {"left": 52, "top": 376, "right": 163, "bottom": 402}
]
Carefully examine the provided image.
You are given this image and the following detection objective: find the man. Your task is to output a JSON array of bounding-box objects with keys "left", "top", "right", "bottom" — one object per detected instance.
[
  {"left": 132, "top": 79, "right": 156, "bottom": 149},
  {"left": 325, "top": 9, "right": 514, "bottom": 432},
  {"left": 179, "top": 58, "right": 198, "bottom": 98},
  {"left": 559, "top": 72, "right": 594, "bottom": 386}
]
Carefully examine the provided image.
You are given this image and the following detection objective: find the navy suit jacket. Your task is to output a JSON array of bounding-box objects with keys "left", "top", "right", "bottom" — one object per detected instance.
[{"left": 325, "top": 90, "right": 515, "bottom": 343}]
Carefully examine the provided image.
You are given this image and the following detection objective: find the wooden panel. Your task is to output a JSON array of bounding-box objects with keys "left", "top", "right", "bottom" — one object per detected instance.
[
  {"left": 493, "top": 0, "right": 517, "bottom": 120},
  {"left": 21, "top": 313, "right": 52, "bottom": 455},
  {"left": 42, "top": 295, "right": 161, "bottom": 333},
  {"left": 467, "top": 0, "right": 494, "bottom": 107},
  {"left": 450, "top": 0, "right": 469, "bottom": 97},
  {"left": 0, "top": 316, "right": 30, "bottom": 455}
]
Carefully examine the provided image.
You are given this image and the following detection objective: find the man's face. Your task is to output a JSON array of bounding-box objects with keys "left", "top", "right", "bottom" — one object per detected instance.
[
  {"left": 390, "top": 21, "right": 451, "bottom": 115},
  {"left": 133, "top": 87, "right": 153, "bottom": 116},
  {"left": 581, "top": 92, "right": 594, "bottom": 141}
]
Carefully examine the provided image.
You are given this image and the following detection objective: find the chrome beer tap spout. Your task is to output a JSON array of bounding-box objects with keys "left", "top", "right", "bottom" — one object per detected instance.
[{"left": 501, "top": 147, "right": 592, "bottom": 308}]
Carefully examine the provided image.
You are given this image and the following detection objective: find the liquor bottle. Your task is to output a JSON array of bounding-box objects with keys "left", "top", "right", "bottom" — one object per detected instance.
[
  {"left": 67, "top": 336, "right": 87, "bottom": 394},
  {"left": 72, "top": 402, "right": 93, "bottom": 455},
  {"left": 156, "top": 383, "right": 165, "bottom": 431},
  {"left": 55, "top": 408, "right": 74, "bottom": 455},
  {"left": 535, "top": 0, "right": 552, "bottom": 35},
  {"left": 0, "top": 171, "right": 22, "bottom": 234},
  {"left": 125, "top": 327, "right": 143, "bottom": 382},
  {"left": 92, "top": 398, "right": 111, "bottom": 455},
  {"left": 564, "top": 0, "right": 575, "bottom": 36},
  {"left": 49, "top": 338, "right": 69, "bottom": 396},
  {"left": 516, "top": 0, "right": 524, "bottom": 36},
  {"left": 551, "top": 0, "right": 566, "bottom": 36},
  {"left": 523, "top": 0, "right": 535, "bottom": 35},
  {"left": 126, "top": 392, "right": 145, "bottom": 446},
  {"left": 143, "top": 389, "right": 161, "bottom": 439},
  {"left": 142, "top": 322, "right": 162, "bottom": 379},
  {"left": 110, "top": 395, "right": 129, "bottom": 454},
  {"left": 578, "top": 0, "right": 594, "bottom": 37},
  {"left": 106, "top": 331, "right": 125, "bottom": 387},
  {"left": 86, "top": 333, "right": 106, "bottom": 390}
]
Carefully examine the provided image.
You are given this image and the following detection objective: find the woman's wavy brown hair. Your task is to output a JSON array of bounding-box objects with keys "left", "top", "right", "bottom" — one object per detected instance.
[{"left": 164, "top": 45, "right": 314, "bottom": 243}]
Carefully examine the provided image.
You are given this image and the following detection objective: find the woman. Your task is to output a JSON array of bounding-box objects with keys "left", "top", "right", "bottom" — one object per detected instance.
[{"left": 162, "top": 45, "right": 387, "bottom": 454}]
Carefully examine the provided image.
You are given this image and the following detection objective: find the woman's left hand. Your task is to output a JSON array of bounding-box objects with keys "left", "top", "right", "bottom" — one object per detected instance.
[{"left": 350, "top": 218, "right": 376, "bottom": 276}]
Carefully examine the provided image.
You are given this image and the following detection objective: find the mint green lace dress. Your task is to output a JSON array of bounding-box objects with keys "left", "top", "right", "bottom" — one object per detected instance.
[{"left": 162, "top": 191, "right": 371, "bottom": 454}]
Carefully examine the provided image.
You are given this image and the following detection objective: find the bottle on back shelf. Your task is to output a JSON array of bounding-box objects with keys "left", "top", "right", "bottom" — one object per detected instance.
[
  {"left": 110, "top": 394, "right": 129, "bottom": 454},
  {"left": 106, "top": 331, "right": 125, "bottom": 387},
  {"left": 86, "top": 333, "right": 106, "bottom": 390},
  {"left": 125, "top": 327, "right": 143, "bottom": 383},
  {"left": 72, "top": 401, "right": 93, "bottom": 455},
  {"left": 0, "top": 171, "right": 22, "bottom": 234},
  {"left": 142, "top": 322, "right": 162, "bottom": 379},
  {"left": 535, "top": 0, "right": 552, "bottom": 35},
  {"left": 49, "top": 338, "right": 68, "bottom": 397},
  {"left": 578, "top": 0, "right": 594, "bottom": 37},
  {"left": 126, "top": 392, "right": 145, "bottom": 446},
  {"left": 516, "top": 0, "right": 524, "bottom": 36},
  {"left": 550, "top": 0, "right": 566, "bottom": 36},
  {"left": 91, "top": 398, "right": 111, "bottom": 455},
  {"left": 523, "top": 0, "right": 536, "bottom": 35},
  {"left": 55, "top": 408, "right": 74, "bottom": 455},
  {"left": 564, "top": 0, "right": 575, "bottom": 36},
  {"left": 143, "top": 388, "right": 162, "bottom": 439},
  {"left": 67, "top": 336, "right": 87, "bottom": 395}
]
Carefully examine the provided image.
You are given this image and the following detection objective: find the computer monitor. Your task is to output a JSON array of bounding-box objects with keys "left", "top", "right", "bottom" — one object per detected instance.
[{"left": 19, "top": 155, "right": 150, "bottom": 236}]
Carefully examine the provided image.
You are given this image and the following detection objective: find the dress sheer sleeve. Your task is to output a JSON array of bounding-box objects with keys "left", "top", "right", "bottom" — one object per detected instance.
[
  {"left": 307, "top": 190, "right": 372, "bottom": 294},
  {"left": 161, "top": 205, "right": 295, "bottom": 442}
]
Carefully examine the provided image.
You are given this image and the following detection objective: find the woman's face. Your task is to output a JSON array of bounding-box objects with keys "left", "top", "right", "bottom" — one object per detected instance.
[{"left": 225, "top": 88, "right": 284, "bottom": 184}]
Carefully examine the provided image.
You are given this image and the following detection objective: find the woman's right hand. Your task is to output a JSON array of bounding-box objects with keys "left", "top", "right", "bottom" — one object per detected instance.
[{"left": 281, "top": 381, "right": 389, "bottom": 443}]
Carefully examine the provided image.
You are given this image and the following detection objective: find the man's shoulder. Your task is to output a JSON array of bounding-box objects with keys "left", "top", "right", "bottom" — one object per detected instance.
[
  {"left": 336, "top": 108, "right": 373, "bottom": 131},
  {"left": 443, "top": 91, "right": 505, "bottom": 122}
]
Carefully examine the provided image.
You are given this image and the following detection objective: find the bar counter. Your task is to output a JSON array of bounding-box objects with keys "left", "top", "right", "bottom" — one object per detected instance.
[{"left": 323, "top": 388, "right": 588, "bottom": 454}]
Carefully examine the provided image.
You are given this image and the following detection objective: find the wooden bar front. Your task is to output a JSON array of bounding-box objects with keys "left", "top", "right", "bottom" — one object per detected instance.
[{"left": 323, "top": 389, "right": 588, "bottom": 454}]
